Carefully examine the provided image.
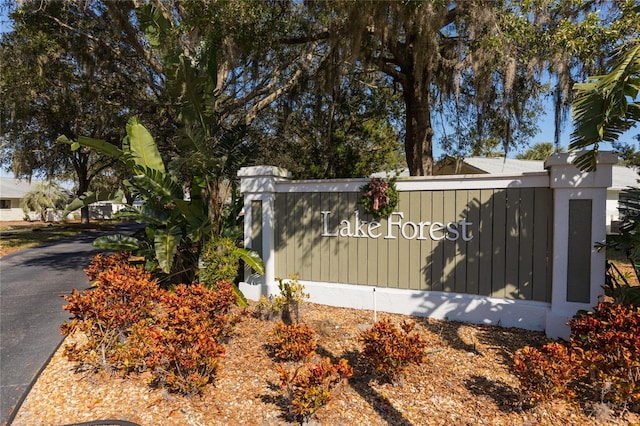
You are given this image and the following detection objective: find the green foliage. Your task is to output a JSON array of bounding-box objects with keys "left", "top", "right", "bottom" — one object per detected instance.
[
  {"left": 359, "top": 319, "right": 427, "bottom": 381},
  {"left": 60, "top": 117, "right": 214, "bottom": 284},
  {"left": 268, "top": 321, "right": 317, "bottom": 362},
  {"left": 359, "top": 178, "right": 399, "bottom": 219},
  {"left": 1, "top": 2, "right": 165, "bottom": 223},
  {"left": 61, "top": 253, "right": 238, "bottom": 395},
  {"left": 273, "top": 275, "right": 309, "bottom": 325},
  {"left": 200, "top": 236, "right": 264, "bottom": 285},
  {"left": 600, "top": 187, "right": 640, "bottom": 297},
  {"left": 277, "top": 357, "right": 353, "bottom": 423},
  {"left": 516, "top": 142, "right": 564, "bottom": 161},
  {"left": 19, "top": 181, "right": 69, "bottom": 222},
  {"left": 571, "top": 43, "right": 640, "bottom": 171}
]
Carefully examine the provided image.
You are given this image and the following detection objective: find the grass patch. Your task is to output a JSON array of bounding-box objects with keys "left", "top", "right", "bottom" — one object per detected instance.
[{"left": 0, "top": 221, "right": 117, "bottom": 257}]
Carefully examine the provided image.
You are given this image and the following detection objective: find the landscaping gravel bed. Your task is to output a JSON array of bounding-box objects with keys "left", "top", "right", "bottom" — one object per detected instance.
[{"left": 11, "top": 302, "right": 638, "bottom": 425}]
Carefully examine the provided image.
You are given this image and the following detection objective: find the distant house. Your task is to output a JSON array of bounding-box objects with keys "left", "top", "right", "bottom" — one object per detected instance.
[
  {"left": 0, "top": 177, "right": 38, "bottom": 221},
  {"left": 433, "top": 156, "right": 639, "bottom": 233}
]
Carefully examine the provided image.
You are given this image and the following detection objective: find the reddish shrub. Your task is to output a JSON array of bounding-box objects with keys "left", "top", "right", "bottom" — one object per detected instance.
[
  {"left": 277, "top": 357, "right": 353, "bottom": 422},
  {"left": 569, "top": 302, "right": 640, "bottom": 406},
  {"left": 359, "top": 319, "right": 427, "bottom": 381},
  {"left": 512, "top": 342, "right": 584, "bottom": 403},
  {"left": 62, "top": 254, "right": 238, "bottom": 395},
  {"left": 268, "top": 321, "right": 317, "bottom": 361},
  {"left": 61, "top": 261, "right": 160, "bottom": 372}
]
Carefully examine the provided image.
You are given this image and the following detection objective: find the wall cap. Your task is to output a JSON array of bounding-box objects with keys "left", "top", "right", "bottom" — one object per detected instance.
[
  {"left": 544, "top": 151, "right": 618, "bottom": 168},
  {"left": 238, "top": 166, "right": 292, "bottom": 179}
]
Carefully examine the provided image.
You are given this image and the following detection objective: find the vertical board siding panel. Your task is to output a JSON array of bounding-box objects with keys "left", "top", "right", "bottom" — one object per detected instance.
[
  {"left": 518, "top": 189, "right": 535, "bottom": 300},
  {"left": 310, "top": 192, "right": 322, "bottom": 282},
  {"left": 491, "top": 189, "right": 507, "bottom": 298},
  {"left": 532, "top": 188, "right": 552, "bottom": 302},
  {"left": 431, "top": 191, "right": 445, "bottom": 291},
  {"left": 478, "top": 189, "right": 494, "bottom": 297},
  {"left": 274, "top": 194, "right": 287, "bottom": 278},
  {"left": 408, "top": 191, "right": 422, "bottom": 290},
  {"left": 329, "top": 192, "right": 340, "bottom": 283},
  {"left": 387, "top": 209, "right": 400, "bottom": 288},
  {"left": 319, "top": 193, "right": 332, "bottom": 282},
  {"left": 290, "top": 193, "right": 300, "bottom": 277},
  {"left": 421, "top": 192, "right": 433, "bottom": 291},
  {"left": 567, "top": 199, "right": 592, "bottom": 303},
  {"left": 546, "top": 189, "right": 554, "bottom": 302},
  {"left": 442, "top": 191, "right": 456, "bottom": 292},
  {"left": 250, "top": 200, "right": 263, "bottom": 259},
  {"left": 347, "top": 192, "right": 359, "bottom": 285},
  {"left": 337, "top": 193, "right": 352, "bottom": 284},
  {"left": 504, "top": 188, "right": 520, "bottom": 299},
  {"left": 454, "top": 190, "right": 468, "bottom": 294},
  {"left": 465, "top": 190, "right": 481, "bottom": 295},
  {"left": 298, "top": 193, "right": 314, "bottom": 280},
  {"left": 397, "top": 191, "right": 412, "bottom": 289},
  {"left": 357, "top": 195, "right": 369, "bottom": 285},
  {"left": 377, "top": 215, "right": 389, "bottom": 287},
  {"left": 366, "top": 209, "right": 378, "bottom": 286}
]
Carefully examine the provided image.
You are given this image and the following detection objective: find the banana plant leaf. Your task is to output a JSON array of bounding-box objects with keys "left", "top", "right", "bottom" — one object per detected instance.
[
  {"left": 93, "top": 234, "right": 141, "bottom": 251},
  {"left": 154, "top": 226, "right": 182, "bottom": 273},
  {"left": 126, "top": 117, "right": 166, "bottom": 173},
  {"left": 57, "top": 135, "right": 124, "bottom": 159},
  {"left": 236, "top": 248, "right": 265, "bottom": 276},
  {"left": 64, "top": 190, "right": 124, "bottom": 215}
]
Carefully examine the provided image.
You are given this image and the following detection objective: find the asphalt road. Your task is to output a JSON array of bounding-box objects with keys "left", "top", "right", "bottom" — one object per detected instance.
[{"left": 0, "top": 224, "right": 141, "bottom": 424}]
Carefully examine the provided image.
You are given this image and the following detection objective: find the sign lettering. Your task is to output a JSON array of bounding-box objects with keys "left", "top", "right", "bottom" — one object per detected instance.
[{"left": 321, "top": 210, "right": 473, "bottom": 241}]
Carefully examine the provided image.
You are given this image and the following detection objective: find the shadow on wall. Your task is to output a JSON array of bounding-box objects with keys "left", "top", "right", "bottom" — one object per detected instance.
[{"left": 422, "top": 185, "right": 553, "bottom": 303}]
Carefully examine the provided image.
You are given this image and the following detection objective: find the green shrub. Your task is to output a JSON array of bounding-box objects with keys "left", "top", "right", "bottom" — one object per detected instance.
[
  {"left": 268, "top": 321, "right": 317, "bottom": 361},
  {"left": 277, "top": 357, "right": 353, "bottom": 422},
  {"left": 359, "top": 319, "right": 427, "bottom": 381},
  {"left": 200, "top": 236, "right": 242, "bottom": 285},
  {"left": 273, "top": 275, "right": 309, "bottom": 324}
]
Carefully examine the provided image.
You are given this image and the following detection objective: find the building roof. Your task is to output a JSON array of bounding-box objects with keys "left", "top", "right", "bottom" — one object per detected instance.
[
  {"left": 374, "top": 156, "right": 640, "bottom": 190},
  {"left": 0, "top": 177, "right": 38, "bottom": 198},
  {"left": 462, "top": 157, "right": 639, "bottom": 189}
]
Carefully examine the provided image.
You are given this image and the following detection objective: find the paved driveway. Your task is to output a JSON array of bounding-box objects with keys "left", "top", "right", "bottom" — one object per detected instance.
[{"left": 0, "top": 224, "right": 140, "bottom": 424}]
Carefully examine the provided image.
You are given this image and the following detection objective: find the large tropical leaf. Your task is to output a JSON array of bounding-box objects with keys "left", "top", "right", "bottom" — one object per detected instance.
[
  {"left": 64, "top": 190, "right": 124, "bottom": 215},
  {"left": 93, "top": 234, "right": 141, "bottom": 251},
  {"left": 126, "top": 117, "right": 166, "bottom": 173},
  {"left": 571, "top": 44, "right": 640, "bottom": 171},
  {"left": 57, "top": 135, "right": 124, "bottom": 159},
  {"left": 174, "top": 199, "right": 211, "bottom": 242},
  {"left": 154, "top": 226, "right": 182, "bottom": 273},
  {"left": 115, "top": 205, "right": 170, "bottom": 225},
  {"left": 128, "top": 167, "right": 183, "bottom": 200},
  {"left": 236, "top": 248, "right": 265, "bottom": 276}
]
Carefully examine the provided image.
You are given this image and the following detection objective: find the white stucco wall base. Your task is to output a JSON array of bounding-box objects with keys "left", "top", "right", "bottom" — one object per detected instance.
[{"left": 240, "top": 280, "right": 551, "bottom": 332}]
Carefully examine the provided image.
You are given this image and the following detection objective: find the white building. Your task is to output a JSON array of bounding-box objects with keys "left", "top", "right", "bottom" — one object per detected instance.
[{"left": 0, "top": 178, "right": 37, "bottom": 221}]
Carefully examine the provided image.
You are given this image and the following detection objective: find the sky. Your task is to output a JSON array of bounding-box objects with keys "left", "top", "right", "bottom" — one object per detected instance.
[{"left": 0, "top": 7, "right": 637, "bottom": 179}]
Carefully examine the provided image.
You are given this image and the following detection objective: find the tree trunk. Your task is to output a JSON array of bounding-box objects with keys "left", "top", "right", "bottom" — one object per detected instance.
[
  {"left": 403, "top": 74, "right": 434, "bottom": 176},
  {"left": 76, "top": 174, "right": 90, "bottom": 224}
]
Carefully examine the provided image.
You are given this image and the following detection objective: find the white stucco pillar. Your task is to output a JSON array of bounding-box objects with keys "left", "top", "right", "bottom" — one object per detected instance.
[
  {"left": 544, "top": 151, "right": 617, "bottom": 339},
  {"left": 237, "top": 166, "right": 291, "bottom": 299}
]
